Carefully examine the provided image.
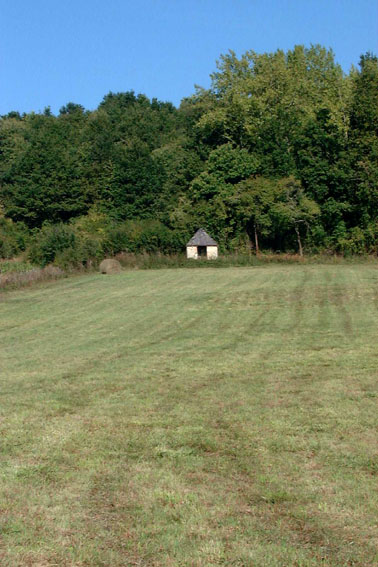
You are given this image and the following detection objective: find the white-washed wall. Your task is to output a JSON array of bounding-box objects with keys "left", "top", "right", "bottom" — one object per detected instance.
[
  {"left": 207, "top": 246, "right": 218, "bottom": 259},
  {"left": 187, "top": 246, "right": 198, "bottom": 259}
]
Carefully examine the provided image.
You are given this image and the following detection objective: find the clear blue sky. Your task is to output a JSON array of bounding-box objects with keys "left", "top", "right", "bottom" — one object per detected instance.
[{"left": 1, "top": 0, "right": 377, "bottom": 115}]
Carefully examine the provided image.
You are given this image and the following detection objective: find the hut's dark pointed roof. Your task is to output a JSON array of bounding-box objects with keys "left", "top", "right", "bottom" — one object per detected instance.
[{"left": 186, "top": 228, "right": 218, "bottom": 247}]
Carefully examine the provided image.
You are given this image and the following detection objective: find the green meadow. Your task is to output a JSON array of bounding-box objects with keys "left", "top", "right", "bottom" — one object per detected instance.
[{"left": 0, "top": 265, "right": 377, "bottom": 566}]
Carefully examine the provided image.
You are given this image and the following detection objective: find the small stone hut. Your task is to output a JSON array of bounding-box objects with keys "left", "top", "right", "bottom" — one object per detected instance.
[{"left": 186, "top": 228, "right": 218, "bottom": 259}]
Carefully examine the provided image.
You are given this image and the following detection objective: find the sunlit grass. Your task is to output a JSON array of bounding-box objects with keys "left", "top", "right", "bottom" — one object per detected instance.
[{"left": 0, "top": 265, "right": 377, "bottom": 566}]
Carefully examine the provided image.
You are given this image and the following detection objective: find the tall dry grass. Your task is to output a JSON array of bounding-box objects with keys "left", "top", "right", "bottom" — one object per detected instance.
[{"left": 0, "top": 265, "right": 65, "bottom": 290}]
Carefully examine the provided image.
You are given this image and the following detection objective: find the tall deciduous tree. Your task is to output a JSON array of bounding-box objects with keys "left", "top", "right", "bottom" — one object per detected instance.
[
  {"left": 230, "top": 177, "right": 278, "bottom": 253},
  {"left": 348, "top": 54, "right": 378, "bottom": 230},
  {"left": 294, "top": 108, "right": 351, "bottom": 243},
  {"left": 194, "top": 45, "right": 348, "bottom": 177},
  {"left": 273, "top": 177, "right": 320, "bottom": 256}
]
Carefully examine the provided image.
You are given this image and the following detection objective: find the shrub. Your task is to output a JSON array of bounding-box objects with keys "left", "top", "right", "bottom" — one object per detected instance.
[
  {"left": 104, "top": 219, "right": 184, "bottom": 255},
  {"left": 0, "top": 260, "right": 34, "bottom": 274},
  {"left": 104, "top": 224, "right": 132, "bottom": 255},
  {"left": 336, "top": 226, "right": 368, "bottom": 256},
  {"left": 54, "top": 237, "right": 103, "bottom": 270},
  {"left": 28, "top": 223, "right": 77, "bottom": 266},
  {"left": 0, "top": 217, "right": 28, "bottom": 258}
]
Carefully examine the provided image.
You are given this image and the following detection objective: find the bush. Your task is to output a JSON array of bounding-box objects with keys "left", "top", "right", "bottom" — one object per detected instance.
[
  {"left": 336, "top": 226, "right": 368, "bottom": 256},
  {"left": 104, "top": 224, "right": 132, "bottom": 255},
  {"left": 0, "top": 260, "right": 34, "bottom": 274},
  {"left": 104, "top": 219, "right": 184, "bottom": 255},
  {"left": 0, "top": 217, "right": 28, "bottom": 258},
  {"left": 28, "top": 223, "right": 77, "bottom": 266},
  {"left": 54, "top": 238, "right": 103, "bottom": 270}
]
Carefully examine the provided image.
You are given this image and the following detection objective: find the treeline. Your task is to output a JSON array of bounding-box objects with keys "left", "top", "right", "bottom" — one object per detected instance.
[{"left": 1, "top": 45, "right": 377, "bottom": 265}]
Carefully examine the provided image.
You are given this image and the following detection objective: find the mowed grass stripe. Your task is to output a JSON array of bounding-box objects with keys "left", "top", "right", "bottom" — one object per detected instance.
[{"left": 0, "top": 264, "right": 377, "bottom": 566}]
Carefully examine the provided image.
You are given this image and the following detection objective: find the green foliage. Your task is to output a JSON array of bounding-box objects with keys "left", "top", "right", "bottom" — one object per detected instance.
[
  {"left": 272, "top": 177, "right": 320, "bottom": 255},
  {"left": 28, "top": 223, "right": 77, "bottom": 267},
  {"left": 230, "top": 176, "right": 320, "bottom": 254},
  {"left": 335, "top": 223, "right": 378, "bottom": 256},
  {"left": 104, "top": 219, "right": 184, "bottom": 255},
  {"left": 196, "top": 45, "right": 348, "bottom": 172},
  {"left": 0, "top": 260, "right": 34, "bottom": 274},
  {"left": 26, "top": 214, "right": 185, "bottom": 268},
  {"left": 0, "top": 47, "right": 377, "bottom": 258},
  {"left": 294, "top": 108, "right": 351, "bottom": 237},
  {"left": 231, "top": 176, "right": 281, "bottom": 250},
  {"left": 348, "top": 54, "right": 378, "bottom": 227},
  {"left": 184, "top": 144, "right": 260, "bottom": 244},
  {"left": 0, "top": 206, "right": 28, "bottom": 257},
  {"left": 0, "top": 112, "right": 93, "bottom": 227}
]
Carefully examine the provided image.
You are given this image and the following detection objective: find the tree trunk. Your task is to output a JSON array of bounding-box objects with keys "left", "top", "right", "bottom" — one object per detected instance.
[
  {"left": 294, "top": 225, "right": 303, "bottom": 257},
  {"left": 254, "top": 224, "right": 260, "bottom": 255}
]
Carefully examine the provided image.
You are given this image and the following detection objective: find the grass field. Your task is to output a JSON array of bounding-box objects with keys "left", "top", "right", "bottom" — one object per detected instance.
[{"left": 0, "top": 265, "right": 377, "bottom": 566}]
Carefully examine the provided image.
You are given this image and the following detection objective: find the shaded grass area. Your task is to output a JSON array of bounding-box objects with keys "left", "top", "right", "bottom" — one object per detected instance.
[
  {"left": 1, "top": 253, "right": 377, "bottom": 291},
  {"left": 0, "top": 265, "right": 377, "bottom": 566},
  {"left": 115, "top": 251, "right": 378, "bottom": 271}
]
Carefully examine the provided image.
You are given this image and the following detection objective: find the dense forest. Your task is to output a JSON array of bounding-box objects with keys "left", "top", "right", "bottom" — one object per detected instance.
[{"left": 1, "top": 45, "right": 377, "bottom": 266}]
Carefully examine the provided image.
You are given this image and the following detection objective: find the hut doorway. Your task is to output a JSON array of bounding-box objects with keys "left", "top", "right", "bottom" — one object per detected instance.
[{"left": 198, "top": 246, "right": 207, "bottom": 257}]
